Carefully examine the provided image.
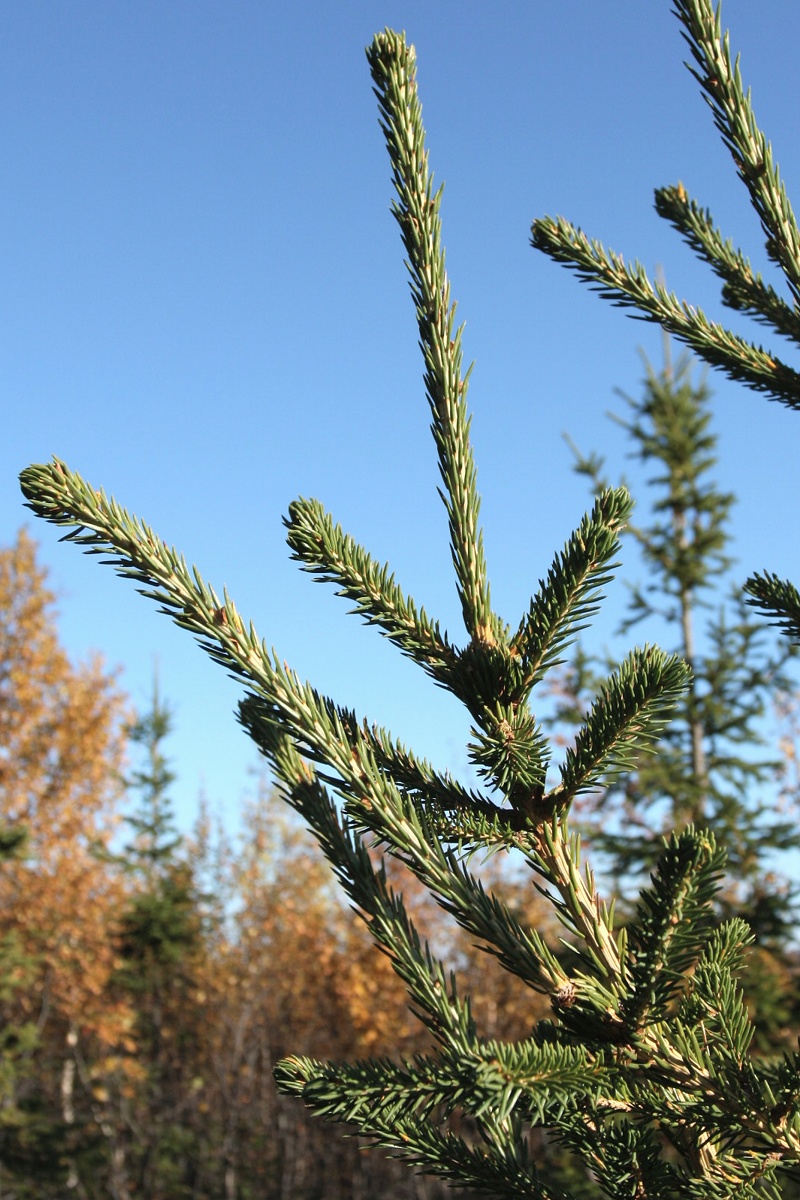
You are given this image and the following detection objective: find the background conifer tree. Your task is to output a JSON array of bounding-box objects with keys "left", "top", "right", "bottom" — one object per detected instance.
[
  {"left": 18, "top": 2, "right": 800, "bottom": 1195},
  {"left": 115, "top": 679, "right": 201, "bottom": 1002},
  {"left": 557, "top": 345, "right": 800, "bottom": 1052},
  {"left": 112, "top": 683, "right": 207, "bottom": 1197},
  {"left": 121, "top": 677, "right": 181, "bottom": 886}
]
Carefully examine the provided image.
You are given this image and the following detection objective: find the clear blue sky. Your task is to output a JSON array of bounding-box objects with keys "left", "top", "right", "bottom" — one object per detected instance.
[{"left": 2, "top": 2, "right": 799, "bottom": 837}]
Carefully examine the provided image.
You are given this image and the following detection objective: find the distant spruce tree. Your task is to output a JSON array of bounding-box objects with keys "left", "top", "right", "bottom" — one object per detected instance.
[
  {"left": 19, "top": 2, "right": 800, "bottom": 1195},
  {"left": 121, "top": 676, "right": 181, "bottom": 885},
  {"left": 556, "top": 345, "right": 800, "bottom": 1052},
  {"left": 116, "top": 679, "right": 198, "bottom": 981},
  {"left": 559, "top": 348, "right": 798, "bottom": 910},
  {"left": 114, "top": 682, "right": 206, "bottom": 1197}
]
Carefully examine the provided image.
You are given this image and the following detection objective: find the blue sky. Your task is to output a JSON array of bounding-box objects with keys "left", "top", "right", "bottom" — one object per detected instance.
[{"left": 2, "top": 2, "right": 799, "bottom": 838}]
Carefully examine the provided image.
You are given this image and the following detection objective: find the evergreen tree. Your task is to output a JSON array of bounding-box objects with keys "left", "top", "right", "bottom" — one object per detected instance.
[
  {"left": 561, "top": 348, "right": 798, "bottom": 909},
  {"left": 559, "top": 346, "right": 800, "bottom": 1052},
  {"left": 19, "top": 4, "right": 800, "bottom": 1196},
  {"left": 121, "top": 676, "right": 181, "bottom": 887},
  {"left": 113, "top": 681, "right": 206, "bottom": 1197},
  {"left": 116, "top": 678, "right": 199, "bottom": 996}
]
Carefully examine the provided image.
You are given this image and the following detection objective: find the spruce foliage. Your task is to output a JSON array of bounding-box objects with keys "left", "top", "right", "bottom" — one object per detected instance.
[{"left": 18, "top": 3, "right": 800, "bottom": 1195}]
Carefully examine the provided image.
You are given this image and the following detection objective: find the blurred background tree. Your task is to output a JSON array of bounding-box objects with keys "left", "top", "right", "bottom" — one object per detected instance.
[{"left": 552, "top": 347, "right": 800, "bottom": 1053}]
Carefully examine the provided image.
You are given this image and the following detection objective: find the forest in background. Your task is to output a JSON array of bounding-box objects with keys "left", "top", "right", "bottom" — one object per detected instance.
[
  {"left": 5, "top": 357, "right": 800, "bottom": 1199},
  {"left": 9, "top": 0, "right": 800, "bottom": 1189},
  {"left": 0, "top": 527, "right": 559, "bottom": 1199}
]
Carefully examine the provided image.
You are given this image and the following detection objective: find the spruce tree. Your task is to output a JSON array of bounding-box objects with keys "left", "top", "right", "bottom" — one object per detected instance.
[
  {"left": 18, "top": 4, "right": 800, "bottom": 1196},
  {"left": 559, "top": 346, "right": 800, "bottom": 1054},
  {"left": 121, "top": 676, "right": 181, "bottom": 887},
  {"left": 561, "top": 348, "right": 798, "bottom": 911},
  {"left": 113, "top": 682, "right": 205, "bottom": 1196},
  {"left": 116, "top": 678, "right": 198, "bottom": 989}
]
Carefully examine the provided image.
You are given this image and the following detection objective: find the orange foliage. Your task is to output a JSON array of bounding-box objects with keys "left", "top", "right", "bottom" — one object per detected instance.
[{"left": 0, "top": 530, "right": 131, "bottom": 1046}]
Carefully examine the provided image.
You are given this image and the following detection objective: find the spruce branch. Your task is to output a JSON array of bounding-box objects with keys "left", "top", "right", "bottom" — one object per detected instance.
[
  {"left": 240, "top": 690, "right": 509, "bottom": 828},
  {"left": 621, "top": 827, "right": 726, "bottom": 1029},
  {"left": 283, "top": 1094, "right": 571, "bottom": 1200},
  {"left": 744, "top": 572, "right": 800, "bottom": 645},
  {"left": 532, "top": 0, "right": 800, "bottom": 415},
  {"left": 556, "top": 646, "right": 690, "bottom": 804},
  {"left": 274, "top": 1054, "right": 468, "bottom": 1124},
  {"left": 285, "top": 496, "right": 460, "bottom": 686},
  {"left": 18, "top": 465, "right": 478, "bottom": 833},
  {"left": 654, "top": 184, "right": 800, "bottom": 343},
  {"left": 684, "top": 918, "right": 756, "bottom": 1071},
  {"left": 673, "top": 0, "right": 800, "bottom": 304},
  {"left": 238, "top": 688, "right": 570, "bottom": 1001},
  {"left": 510, "top": 487, "right": 633, "bottom": 697},
  {"left": 277, "top": 1036, "right": 603, "bottom": 1130},
  {"left": 555, "top": 1108, "right": 679, "bottom": 1200},
  {"left": 366, "top": 31, "right": 500, "bottom": 647},
  {"left": 279, "top": 1047, "right": 583, "bottom": 1200},
  {"left": 250, "top": 724, "right": 484, "bottom": 1051},
  {"left": 530, "top": 216, "right": 800, "bottom": 410}
]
